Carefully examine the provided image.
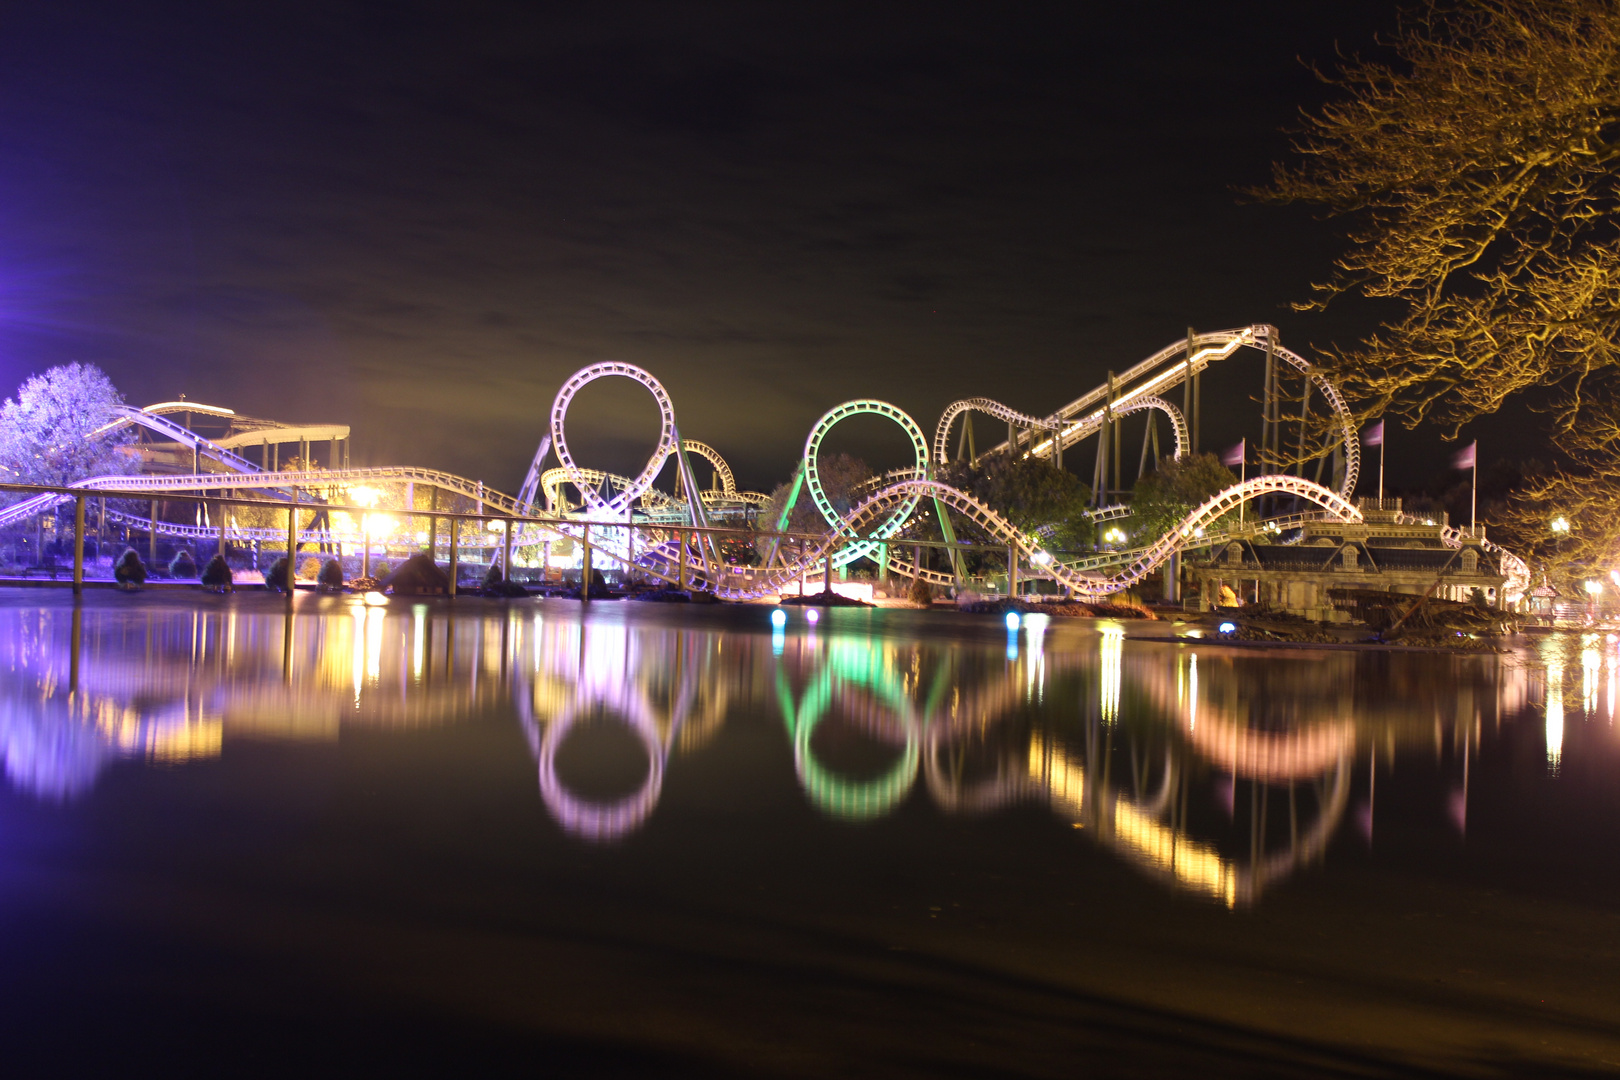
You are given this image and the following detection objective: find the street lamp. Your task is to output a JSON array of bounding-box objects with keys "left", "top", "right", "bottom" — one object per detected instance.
[{"left": 1551, "top": 516, "right": 1571, "bottom": 534}]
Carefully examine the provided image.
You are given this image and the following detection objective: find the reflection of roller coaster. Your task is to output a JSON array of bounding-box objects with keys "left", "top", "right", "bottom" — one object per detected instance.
[{"left": 0, "top": 324, "right": 1527, "bottom": 601}]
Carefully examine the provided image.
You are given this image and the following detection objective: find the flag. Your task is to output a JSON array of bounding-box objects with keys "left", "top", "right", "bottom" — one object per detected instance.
[
  {"left": 1363, "top": 419, "right": 1384, "bottom": 447},
  {"left": 1452, "top": 441, "right": 1476, "bottom": 470},
  {"left": 1220, "top": 438, "right": 1245, "bottom": 467}
]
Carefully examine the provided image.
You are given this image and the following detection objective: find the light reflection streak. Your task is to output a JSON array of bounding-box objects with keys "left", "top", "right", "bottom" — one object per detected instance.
[{"left": 1100, "top": 624, "right": 1124, "bottom": 724}]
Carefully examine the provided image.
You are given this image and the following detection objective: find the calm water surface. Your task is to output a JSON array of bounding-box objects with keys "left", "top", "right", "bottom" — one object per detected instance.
[{"left": 0, "top": 592, "right": 1616, "bottom": 1077}]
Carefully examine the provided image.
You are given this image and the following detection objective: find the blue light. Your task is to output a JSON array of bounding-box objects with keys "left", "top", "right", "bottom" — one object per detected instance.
[
  {"left": 1004, "top": 611, "right": 1021, "bottom": 631},
  {"left": 770, "top": 609, "right": 787, "bottom": 628},
  {"left": 1218, "top": 621, "right": 1236, "bottom": 634}
]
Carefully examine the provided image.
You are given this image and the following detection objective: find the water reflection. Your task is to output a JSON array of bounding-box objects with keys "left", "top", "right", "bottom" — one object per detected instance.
[{"left": 0, "top": 598, "right": 1599, "bottom": 908}]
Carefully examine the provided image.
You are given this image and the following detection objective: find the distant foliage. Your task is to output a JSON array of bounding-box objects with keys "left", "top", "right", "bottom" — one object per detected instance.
[
  {"left": 1128, "top": 453, "right": 1238, "bottom": 544},
  {"left": 168, "top": 550, "right": 197, "bottom": 579},
  {"left": 114, "top": 548, "right": 146, "bottom": 586},
  {"left": 765, "top": 453, "right": 872, "bottom": 534},
  {"left": 298, "top": 557, "right": 321, "bottom": 581},
  {"left": 938, "top": 455, "right": 1094, "bottom": 549},
  {"left": 0, "top": 363, "right": 138, "bottom": 495}
]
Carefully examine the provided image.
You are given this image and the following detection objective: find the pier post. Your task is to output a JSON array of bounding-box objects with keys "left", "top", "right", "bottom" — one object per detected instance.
[
  {"left": 448, "top": 518, "right": 458, "bottom": 598},
  {"left": 503, "top": 518, "right": 513, "bottom": 579},
  {"left": 1008, "top": 545, "right": 1018, "bottom": 597},
  {"left": 581, "top": 524, "right": 592, "bottom": 601},
  {"left": 72, "top": 494, "right": 85, "bottom": 594},
  {"left": 285, "top": 501, "right": 298, "bottom": 595},
  {"left": 678, "top": 530, "right": 688, "bottom": 590}
]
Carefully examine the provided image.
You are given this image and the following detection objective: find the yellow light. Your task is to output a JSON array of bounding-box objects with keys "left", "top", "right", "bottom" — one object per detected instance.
[
  {"left": 1551, "top": 516, "right": 1571, "bottom": 534},
  {"left": 1585, "top": 579, "right": 1603, "bottom": 596},
  {"left": 363, "top": 513, "right": 396, "bottom": 538},
  {"left": 349, "top": 486, "right": 383, "bottom": 509},
  {"left": 363, "top": 591, "right": 388, "bottom": 606}
]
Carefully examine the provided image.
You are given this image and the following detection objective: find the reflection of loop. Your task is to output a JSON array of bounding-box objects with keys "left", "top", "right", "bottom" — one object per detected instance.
[
  {"left": 791, "top": 674, "right": 919, "bottom": 821},
  {"left": 803, "top": 400, "right": 929, "bottom": 568},
  {"left": 537, "top": 692, "right": 665, "bottom": 842},
  {"left": 549, "top": 362, "right": 680, "bottom": 517}
]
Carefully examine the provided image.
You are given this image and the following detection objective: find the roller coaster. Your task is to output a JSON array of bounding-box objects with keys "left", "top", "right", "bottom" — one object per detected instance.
[{"left": 0, "top": 324, "right": 1530, "bottom": 603}]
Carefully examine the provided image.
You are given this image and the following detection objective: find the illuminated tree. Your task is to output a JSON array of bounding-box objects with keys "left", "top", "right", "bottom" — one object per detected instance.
[
  {"left": 938, "top": 455, "right": 1094, "bottom": 549},
  {"left": 1261, "top": 0, "right": 1620, "bottom": 568},
  {"left": 0, "top": 363, "right": 137, "bottom": 495}
]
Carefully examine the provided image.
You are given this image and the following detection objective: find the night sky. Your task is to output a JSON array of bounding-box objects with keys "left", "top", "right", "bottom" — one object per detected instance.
[{"left": 0, "top": 0, "right": 1492, "bottom": 497}]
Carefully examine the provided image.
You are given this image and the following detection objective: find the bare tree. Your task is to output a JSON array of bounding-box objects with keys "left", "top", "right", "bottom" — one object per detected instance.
[{"left": 1262, "top": 0, "right": 1620, "bottom": 570}]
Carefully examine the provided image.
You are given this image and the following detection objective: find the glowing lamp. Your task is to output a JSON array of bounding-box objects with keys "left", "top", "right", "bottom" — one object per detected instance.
[
  {"left": 1005, "top": 612, "right": 1021, "bottom": 631},
  {"left": 770, "top": 609, "right": 787, "bottom": 628},
  {"left": 1031, "top": 550, "right": 1051, "bottom": 565},
  {"left": 1585, "top": 579, "right": 1604, "bottom": 596},
  {"left": 805, "top": 608, "right": 820, "bottom": 624},
  {"left": 1550, "top": 516, "right": 1571, "bottom": 534},
  {"left": 1218, "top": 621, "right": 1236, "bottom": 634}
]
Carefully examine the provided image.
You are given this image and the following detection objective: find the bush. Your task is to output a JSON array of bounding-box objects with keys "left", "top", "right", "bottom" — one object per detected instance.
[
  {"left": 201, "top": 554, "right": 233, "bottom": 589},
  {"left": 114, "top": 548, "right": 147, "bottom": 586},
  {"left": 263, "top": 556, "right": 291, "bottom": 592},
  {"left": 318, "top": 558, "right": 345, "bottom": 590},
  {"left": 483, "top": 562, "right": 527, "bottom": 597},
  {"left": 907, "top": 577, "right": 934, "bottom": 607},
  {"left": 168, "top": 550, "right": 197, "bottom": 579},
  {"left": 298, "top": 557, "right": 321, "bottom": 581},
  {"left": 371, "top": 560, "right": 391, "bottom": 579}
]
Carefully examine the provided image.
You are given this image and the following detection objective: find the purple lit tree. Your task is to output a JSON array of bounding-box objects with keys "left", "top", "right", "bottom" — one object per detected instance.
[{"left": 0, "top": 363, "right": 138, "bottom": 496}]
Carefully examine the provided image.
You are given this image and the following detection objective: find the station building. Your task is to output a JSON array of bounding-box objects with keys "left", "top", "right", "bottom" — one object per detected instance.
[{"left": 1184, "top": 499, "right": 1509, "bottom": 621}]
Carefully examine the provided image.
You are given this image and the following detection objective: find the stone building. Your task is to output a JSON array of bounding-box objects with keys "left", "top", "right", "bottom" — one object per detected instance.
[{"left": 1184, "top": 499, "right": 1508, "bottom": 622}]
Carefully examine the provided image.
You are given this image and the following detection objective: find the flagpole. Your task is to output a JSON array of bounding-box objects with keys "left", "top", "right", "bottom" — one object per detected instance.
[
  {"left": 1378, "top": 438, "right": 1385, "bottom": 506},
  {"left": 1239, "top": 440, "right": 1245, "bottom": 527},
  {"left": 1471, "top": 456, "right": 1477, "bottom": 536}
]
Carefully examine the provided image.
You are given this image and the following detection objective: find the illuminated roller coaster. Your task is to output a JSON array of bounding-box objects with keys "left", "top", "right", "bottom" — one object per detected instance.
[{"left": 0, "top": 325, "right": 1529, "bottom": 602}]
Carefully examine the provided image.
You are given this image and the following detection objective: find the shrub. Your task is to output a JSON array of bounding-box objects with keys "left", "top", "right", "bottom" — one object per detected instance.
[
  {"left": 318, "top": 558, "right": 345, "bottom": 590},
  {"left": 114, "top": 548, "right": 147, "bottom": 586},
  {"left": 908, "top": 577, "right": 934, "bottom": 607},
  {"left": 371, "top": 560, "right": 391, "bottom": 579},
  {"left": 168, "top": 550, "right": 197, "bottom": 579},
  {"left": 263, "top": 556, "right": 291, "bottom": 592},
  {"left": 201, "top": 554, "right": 233, "bottom": 589},
  {"left": 298, "top": 557, "right": 321, "bottom": 581}
]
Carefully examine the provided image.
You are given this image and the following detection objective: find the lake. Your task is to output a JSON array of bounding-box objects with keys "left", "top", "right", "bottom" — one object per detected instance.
[{"left": 0, "top": 591, "right": 1615, "bottom": 1077}]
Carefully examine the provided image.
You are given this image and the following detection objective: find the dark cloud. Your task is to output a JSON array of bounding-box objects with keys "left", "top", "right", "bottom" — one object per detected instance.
[{"left": 0, "top": 0, "right": 1436, "bottom": 494}]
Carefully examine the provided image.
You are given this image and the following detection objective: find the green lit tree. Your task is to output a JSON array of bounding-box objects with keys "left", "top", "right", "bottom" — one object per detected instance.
[{"left": 1128, "top": 453, "right": 1237, "bottom": 544}]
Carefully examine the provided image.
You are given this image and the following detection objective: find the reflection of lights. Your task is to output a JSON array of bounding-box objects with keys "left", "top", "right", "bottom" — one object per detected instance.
[
  {"left": 772, "top": 626, "right": 785, "bottom": 656},
  {"left": 805, "top": 608, "right": 820, "bottom": 625},
  {"left": 1005, "top": 612, "right": 1021, "bottom": 630},
  {"left": 1218, "top": 621, "right": 1236, "bottom": 634},
  {"left": 770, "top": 609, "right": 787, "bottom": 629},
  {"left": 1546, "top": 658, "right": 1564, "bottom": 776},
  {"left": 1582, "top": 634, "right": 1600, "bottom": 715},
  {"left": 1023, "top": 613, "right": 1049, "bottom": 656},
  {"left": 365, "top": 607, "right": 384, "bottom": 684},
  {"left": 363, "top": 591, "right": 387, "bottom": 606},
  {"left": 412, "top": 605, "right": 426, "bottom": 682},
  {"left": 1187, "top": 652, "right": 1199, "bottom": 730},
  {"left": 1100, "top": 625, "right": 1124, "bottom": 724}
]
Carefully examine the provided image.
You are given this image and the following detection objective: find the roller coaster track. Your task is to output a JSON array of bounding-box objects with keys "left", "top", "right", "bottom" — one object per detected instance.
[
  {"left": 935, "top": 394, "right": 1189, "bottom": 468},
  {"left": 956, "top": 325, "right": 1360, "bottom": 500},
  {"left": 1, "top": 329, "right": 1527, "bottom": 605}
]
